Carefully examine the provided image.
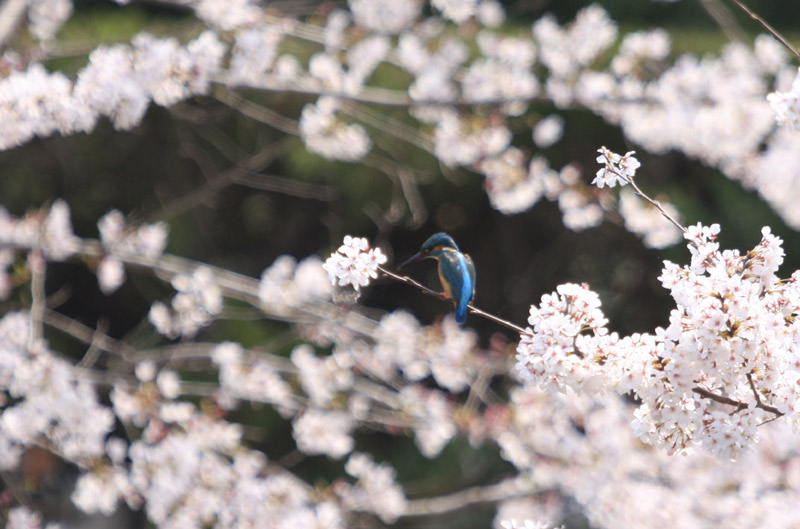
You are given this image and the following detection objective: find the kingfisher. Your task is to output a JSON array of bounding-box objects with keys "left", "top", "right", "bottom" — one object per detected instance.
[{"left": 400, "top": 232, "right": 476, "bottom": 324}]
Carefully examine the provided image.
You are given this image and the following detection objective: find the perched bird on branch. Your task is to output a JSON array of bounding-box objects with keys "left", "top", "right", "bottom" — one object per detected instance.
[{"left": 400, "top": 232, "right": 476, "bottom": 324}]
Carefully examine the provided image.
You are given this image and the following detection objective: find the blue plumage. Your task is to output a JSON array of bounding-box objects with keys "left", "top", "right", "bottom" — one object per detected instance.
[{"left": 400, "top": 233, "right": 476, "bottom": 324}]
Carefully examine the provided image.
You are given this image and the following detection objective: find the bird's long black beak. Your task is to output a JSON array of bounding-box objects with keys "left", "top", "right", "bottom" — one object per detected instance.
[{"left": 399, "top": 252, "right": 423, "bottom": 269}]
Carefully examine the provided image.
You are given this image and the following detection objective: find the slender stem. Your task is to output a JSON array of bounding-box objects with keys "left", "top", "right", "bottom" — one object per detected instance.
[
  {"left": 45, "top": 309, "right": 136, "bottom": 360},
  {"left": 403, "top": 477, "right": 543, "bottom": 517},
  {"left": 691, "top": 386, "right": 783, "bottom": 417},
  {"left": 746, "top": 372, "right": 763, "bottom": 406},
  {"left": 729, "top": 0, "right": 800, "bottom": 60},
  {"left": 27, "top": 251, "right": 45, "bottom": 349},
  {"left": 378, "top": 266, "right": 529, "bottom": 335},
  {"left": 623, "top": 174, "right": 686, "bottom": 234}
]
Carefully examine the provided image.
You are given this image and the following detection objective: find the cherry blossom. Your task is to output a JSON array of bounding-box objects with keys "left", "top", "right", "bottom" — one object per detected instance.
[{"left": 323, "top": 235, "right": 387, "bottom": 291}]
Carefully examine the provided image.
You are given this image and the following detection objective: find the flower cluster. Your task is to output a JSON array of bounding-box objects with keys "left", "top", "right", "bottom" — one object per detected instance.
[
  {"left": 258, "top": 254, "right": 334, "bottom": 316},
  {"left": 323, "top": 235, "right": 387, "bottom": 291},
  {"left": 593, "top": 147, "right": 640, "bottom": 188},
  {"left": 299, "top": 97, "right": 372, "bottom": 161},
  {"left": 148, "top": 266, "right": 223, "bottom": 339},
  {"left": 610, "top": 29, "right": 670, "bottom": 77},
  {"left": 337, "top": 452, "right": 407, "bottom": 523},
  {"left": 532, "top": 115, "right": 565, "bottom": 149},
  {"left": 0, "top": 200, "right": 78, "bottom": 261},
  {"left": 515, "top": 283, "right": 609, "bottom": 394},
  {"left": 349, "top": 0, "right": 421, "bottom": 34},
  {"left": 434, "top": 112, "right": 511, "bottom": 167},
  {"left": 0, "top": 201, "right": 79, "bottom": 299},
  {"left": 97, "top": 209, "right": 169, "bottom": 294},
  {"left": 9, "top": 1, "right": 800, "bottom": 528},
  {"left": 212, "top": 341, "right": 295, "bottom": 413},
  {"left": 514, "top": 223, "right": 800, "bottom": 459},
  {"left": 293, "top": 408, "right": 355, "bottom": 459},
  {"left": 462, "top": 31, "right": 538, "bottom": 105},
  {"left": 399, "top": 33, "right": 467, "bottom": 102},
  {"left": 6, "top": 506, "right": 63, "bottom": 529},
  {"left": 492, "top": 381, "right": 800, "bottom": 529},
  {"left": 0, "top": 30, "right": 224, "bottom": 149},
  {"left": 767, "top": 67, "right": 800, "bottom": 129},
  {"left": 0, "top": 312, "right": 115, "bottom": 468},
  {"left": 28, "top": 0, "right": 72, "bottom": 41},
  {"left": 227, "top": 27, "right": 284, "bottom": 85}
]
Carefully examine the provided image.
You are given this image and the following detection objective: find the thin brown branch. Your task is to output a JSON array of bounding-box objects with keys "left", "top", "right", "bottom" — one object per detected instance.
[
  {"left": 746, "top": 372, "right": 763, "bottom": 406},
  {"left": 729, "top": 0, "right": 800, "bottom": 60},
  {"left": 378, "top": 266, "right": 529, "bottom": 335},
  {"left": 624, "top": 176, "right": 687, "bottom": 234},
  {"left": 691, "top": 386, "right": 783, "bottom": 417}
]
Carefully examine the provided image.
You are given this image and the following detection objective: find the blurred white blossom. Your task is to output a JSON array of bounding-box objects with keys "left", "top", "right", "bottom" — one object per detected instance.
[
  {"left": 28, "top": 0, "right": 72, "bottom": 41},
  {"left": 349, "top": 0, "right": 421, "bottom": 34},
  {"left": 299, "top": 97, "right": 372, "bottom": 161},
  {"left": 7, "top": 506, "right": 62, "bottom": 529},
  {"left": 148, "top": 266, "right": 223, "bottom": 338},
  {"left": 259, "top": 255, "right": 334, "bottom": 315},
  {"left": 293, "top": 408, "right": 355, "bottom": 459},
  {"left": 532, "top": 115, "right": 565, "bottom": 148},
  {"left": 339, "top": 452, "right": 407, "bottom": 522}
]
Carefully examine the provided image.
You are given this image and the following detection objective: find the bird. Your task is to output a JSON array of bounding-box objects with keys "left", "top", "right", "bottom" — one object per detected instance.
[{"left": 400, "top": 232, "right": 476, "bottom": 324}]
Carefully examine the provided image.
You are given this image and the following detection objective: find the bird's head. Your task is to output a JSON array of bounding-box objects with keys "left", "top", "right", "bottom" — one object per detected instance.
[{"left": 400, "top": 232, "right": 459, "bottom": 268}]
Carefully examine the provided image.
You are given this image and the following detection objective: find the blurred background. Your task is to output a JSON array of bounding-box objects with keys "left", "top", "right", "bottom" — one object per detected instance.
[{"left": 2, "top": 0, "right": 800, "bottom": 527}]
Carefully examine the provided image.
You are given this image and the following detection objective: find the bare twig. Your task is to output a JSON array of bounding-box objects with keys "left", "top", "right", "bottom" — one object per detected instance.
[
  {"left": 214, "top": 88, "right": 300, "bottom": 135},
  {"left": 624, "top": 175, "right": 686, "bottom": 234},
  {"left": 403, "top": 477, "right": 542, "bottom": 517},
  {"left": 729, "top": 0, "right": 800, "bottom": 60},
  {"left": 378, "top": 266, "right": 529, "bottom": 335},
  {"left": 151, "top": 137, "right": 295, "bottom": 222},
  {"left": 76, "top": 318, "right": 109, "bottom": 368},
  {"left": 27, "top": 251, "right": 45, "bottom": 349},
  {"left": 231, "top": 171, "right": 336, "bottom": 201},
  {"left": 45, "top": 309, "right": 137, "bottom": 360}
]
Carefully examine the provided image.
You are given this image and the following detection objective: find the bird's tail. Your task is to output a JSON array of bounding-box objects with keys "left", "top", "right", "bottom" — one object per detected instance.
[{"left": 455, "top": 302, "right": 468, "bottom": 324}]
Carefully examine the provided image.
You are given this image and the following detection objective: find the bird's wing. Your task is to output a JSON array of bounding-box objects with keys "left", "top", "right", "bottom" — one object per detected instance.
[{"left": 465, "top": 253, "right": 476, "bottom": 299}]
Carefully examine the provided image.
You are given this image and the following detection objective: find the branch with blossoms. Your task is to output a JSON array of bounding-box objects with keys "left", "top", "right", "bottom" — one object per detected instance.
[
  {"left": 327, "top": 148, "right": 800, "bottom": 460},
  {"left": 0, "top": 199, "right": 560, "bottom": 529},
  {"left": 6, "top": 0, "right": 800, "bottom": 250},
  {"left": 6, "top": 1, "right": 800, "bottom": 528},
  {"left": 3, "top": 186, "right": 800, "bottom": 529}
]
